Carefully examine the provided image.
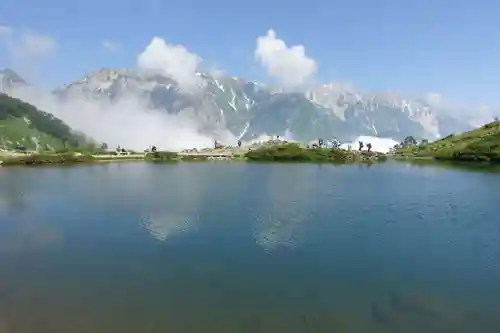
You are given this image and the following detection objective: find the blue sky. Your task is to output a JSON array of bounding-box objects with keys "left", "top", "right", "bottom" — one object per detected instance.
[{"left": 0, "top": 0, "right": 499, "bottom": 105}]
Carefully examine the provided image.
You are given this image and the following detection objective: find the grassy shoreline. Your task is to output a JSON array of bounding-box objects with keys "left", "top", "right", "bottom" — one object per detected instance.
[
  {"left": 393, "top": 121, "right": 500, "bottom": 164},
  {"left": 244, "top": 143, "right": 387, "bottom": 163},
  {"left": 0, "top": 152, "right": 147, "bottom": 166},
  {"left": 0, "top": 144, "right": 388, "bottom": 167}
]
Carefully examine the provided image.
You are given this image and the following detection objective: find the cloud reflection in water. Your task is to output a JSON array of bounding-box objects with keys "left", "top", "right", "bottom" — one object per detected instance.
[{"left": 253, "top": 165, "right": 317, "bottom": 251}]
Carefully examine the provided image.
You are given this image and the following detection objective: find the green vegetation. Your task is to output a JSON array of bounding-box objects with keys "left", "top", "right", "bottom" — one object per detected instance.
[
  {"left": 180, "top": 155, "right": 209, "bottom": 161},
  {"left": 0, "top": 93, "right": 86, "bottom": 150},
  {"left": 0, "top": 152, "right": 94, "bottom": 166},
  {"left": 144, "top": 151, "right": 179, "bottom": 162},
  {"left": 0, "top": 145, "right": 388, "bottom": 167},
  {"left": 394, "top": 121, "right": 500, "bottom": 163},
  {"left": 245, "top": 143, "right": 386, "bottom": 163}
]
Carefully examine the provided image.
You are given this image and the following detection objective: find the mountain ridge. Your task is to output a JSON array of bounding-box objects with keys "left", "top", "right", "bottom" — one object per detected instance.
[{"left": 0, "top": 67, "right": 483, "bottom": 145}]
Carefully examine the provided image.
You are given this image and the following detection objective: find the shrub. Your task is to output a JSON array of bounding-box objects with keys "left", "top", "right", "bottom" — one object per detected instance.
[{"left": 145, "top": 151, "right": 178, "bottom": 162}]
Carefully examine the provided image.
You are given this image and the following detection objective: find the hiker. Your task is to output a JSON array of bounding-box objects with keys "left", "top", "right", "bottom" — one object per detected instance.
[
  {"left": 237, "top": 140, "right": 242, "bottom": 147},
  {"left": 366, "top": 143, "right": 372, "bottom": 152},
  {"left": 358, "top": 141, "right": 364, "bottom": 151}
]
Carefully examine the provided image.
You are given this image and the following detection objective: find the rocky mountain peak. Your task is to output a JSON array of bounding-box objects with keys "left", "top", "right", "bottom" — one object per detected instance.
[
  {"left": 0, "top": 68, "right": 29, "bottom": 92},
  {"left": 1, "top": 67, "right": 478, "bottom": 144}
]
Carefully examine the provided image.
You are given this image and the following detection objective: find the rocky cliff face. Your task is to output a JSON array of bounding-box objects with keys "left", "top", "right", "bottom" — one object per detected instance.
[{"left": 0, "top": 68, "right": 477, "bottom": 143}]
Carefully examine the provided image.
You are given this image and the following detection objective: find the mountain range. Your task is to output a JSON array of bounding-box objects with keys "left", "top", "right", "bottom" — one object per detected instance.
[{"left": 0, "top": 67, "right": 484, "bottom": 146}]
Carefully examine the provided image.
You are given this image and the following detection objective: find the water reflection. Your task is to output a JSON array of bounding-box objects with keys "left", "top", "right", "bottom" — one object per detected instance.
[
  {"left": 108, "top": 164, "right": 209, "bottom": 241},
  {"left": 254, "top": 165, "right": 317, "bottom": 250},
  {"left": 0, "top": 169, "right": 65, "bottom": 254},
  {"left": 0, "top": 211, "right": 64, "bottom": 254},
  {"left": 0, "top": 168, "right": 42, "bottom": 214},
  {"left": 0, "top": 163, "right": 499, "bottom": 332},
  {"left": 140, "top": 213, "right": 196, "bottom": 241}
]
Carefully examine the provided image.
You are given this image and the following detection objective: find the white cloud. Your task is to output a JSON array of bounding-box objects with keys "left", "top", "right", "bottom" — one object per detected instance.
[
  {"left": 424, "top": 92, "right": 442, "bottom": 107},
  {"left": 14, "top": 31, "right": 56, "bottom": 58},
  {"left": 254, "top": 29, "right": 317, "bottom": 89},
  {"left": 208, "top": 67, "right": 225, "bottom": 78},
  {"left": 0, "top": 27, "right": 56, "bottom": 82},
  {"left": 137, "top": 37, "right": 203, "bottom": 91},
  {"left": 0, "top": 25, "right": 12, "bottom": 37},
  {"left": 0, "top": 27, "right": 55, "bottom": 59},
  {"left": 102, "top": 39, "right": 120, "bottom": 52}
]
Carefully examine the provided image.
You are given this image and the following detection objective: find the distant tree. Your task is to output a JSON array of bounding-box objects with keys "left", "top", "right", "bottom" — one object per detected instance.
[
  {"left": 318, "top": 138, "right": 324, "bottom": 147},
  {"left": 100, "top": 142, "right": 108, "bottom": 150},
  {"left": 237, "top": 140, "right": 242, "bottom": 147}
]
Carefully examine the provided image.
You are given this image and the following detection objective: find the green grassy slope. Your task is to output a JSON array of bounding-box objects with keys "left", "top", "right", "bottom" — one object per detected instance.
[
  {"left": 245, "top": 142, "right": 386, "bottom": 163},
  {"left": 0, "top": 93, "right": 85, "bottom": 150},
  {"left": 396, "top": 121, "right": 500, "bottom": 162}
]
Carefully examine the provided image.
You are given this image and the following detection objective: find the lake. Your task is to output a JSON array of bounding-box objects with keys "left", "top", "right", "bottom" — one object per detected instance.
[{"left": 0, "top": 162, "right": 499, "bottom": 332}]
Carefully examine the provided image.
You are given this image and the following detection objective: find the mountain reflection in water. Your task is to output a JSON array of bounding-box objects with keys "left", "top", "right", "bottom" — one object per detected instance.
[{"left": 0, "top": 162, "right": 499, "bottom": 332}]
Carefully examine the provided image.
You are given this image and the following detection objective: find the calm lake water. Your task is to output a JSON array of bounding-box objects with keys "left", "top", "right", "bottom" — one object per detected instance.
[{"left": 0, "top": 162, "right": 499, "bottom": 332}]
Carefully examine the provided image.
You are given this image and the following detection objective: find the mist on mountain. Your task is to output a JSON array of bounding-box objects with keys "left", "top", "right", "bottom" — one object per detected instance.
[{"left": 5, "top": 84, "right": 218, "bottom": 151}]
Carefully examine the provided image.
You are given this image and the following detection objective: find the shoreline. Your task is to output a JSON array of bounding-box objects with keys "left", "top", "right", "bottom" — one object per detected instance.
[
  {"left": 0, "top": 147, "right": 387, "bottom": 167},
  {"left": 1, "top": 152, "right": 499, "bottom": 169},
  {"left": 4, "top": 145, "right": 498, "bottom": 168}
]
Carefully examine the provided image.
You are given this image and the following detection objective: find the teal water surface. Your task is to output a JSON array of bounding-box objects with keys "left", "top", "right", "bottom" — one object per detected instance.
[{"left": 0, "top": 162, "right": 499, "bottom": 332}]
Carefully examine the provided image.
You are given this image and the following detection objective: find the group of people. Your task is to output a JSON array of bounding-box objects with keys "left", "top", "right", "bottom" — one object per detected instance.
[
  {"left": 213, "top": 140, "right": 243, "bottom": 149},
  {"left": 313, "top": 138, "right": 372, "bottom": 152},
  {"left": 358, "top": 141, "right": 372, "bottom": 152},
  {"left": 212, "top": 137, "right": 373, "bottom": 152}
]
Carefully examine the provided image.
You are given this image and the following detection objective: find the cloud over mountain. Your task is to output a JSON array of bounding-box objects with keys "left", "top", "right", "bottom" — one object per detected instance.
[
  {"left": 137, "top": 37, "right": 203, "bottom": 92},
  {"left": 2, "top": 26, "right": 497, "bottom": 151},
  {"left": 424, "top": 92, "right": 442, "bottom": 107},
  {"left": 254, "top": 29, "right": 317, "bottom": 89}
]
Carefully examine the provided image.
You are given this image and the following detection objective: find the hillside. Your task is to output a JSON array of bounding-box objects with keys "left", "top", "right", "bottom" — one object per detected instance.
[
  {"left": 0, "top": 93, "right": 85, "bottom": 151},
  {"left": 0, "top": 68, "right": 479, "bottom": 144},
  {"left": 395, "top": 121, "right": 500, "bottom": 162}
]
